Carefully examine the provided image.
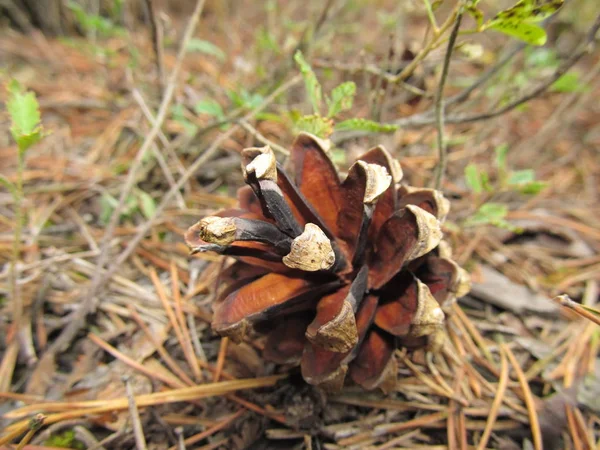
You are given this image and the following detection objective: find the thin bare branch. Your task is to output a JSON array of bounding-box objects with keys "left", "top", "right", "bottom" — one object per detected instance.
[
  {"left": 143, "top": 0, "right": 165, "bottom": 92},
  {"left": 34, "top": 0, "right": 208, "bottom": 370},
  {"left": 124, "top": 376, "right": 148, "bottom": 450},
  {"left": 432, "top": 6, "right": 463, "bottom": 189}
]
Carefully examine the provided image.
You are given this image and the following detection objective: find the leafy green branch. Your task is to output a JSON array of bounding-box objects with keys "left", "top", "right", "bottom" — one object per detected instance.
[
  {"left": 463, "top": 144, "right": 546, "bottom": 230},
  {"left": 292, "top": 50, "right": 399, "bottom": 139}
]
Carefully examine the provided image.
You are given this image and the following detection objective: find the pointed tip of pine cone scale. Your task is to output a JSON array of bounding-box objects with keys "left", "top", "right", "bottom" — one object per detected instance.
[
  {"left": 406, "top": 205, "right": 443, "bottom": 262},
  {"left": 282, "top": 223, "right": 335, "bottom": 271},
  {"left": 410, "top": 279, "right": 445, "bottom": 337},
  {"left": 193, "top": 216, "right": 237, "bottom": 246},
  {"left": 354, "top": 161, "right": 392, "bottom": 204},
  {"left": 295, "top": 131, "right": 332, "bottom": 154},
  {"left": 359, "top": 145, "right": 403, "bottom": 184},
  {"left": 306, "top": 299, "right": 358, "bottom": 353},
  {"left": 215, "top": 317, "right": 251, "bottom": 343},
  {"left": 241, "top": 146, "right": 277, "bottom": 181}
]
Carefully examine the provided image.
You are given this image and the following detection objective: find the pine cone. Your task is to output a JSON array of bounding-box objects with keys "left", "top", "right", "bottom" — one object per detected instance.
[{"left": 185, "top": 133, "right": 470, "bottom": 392}]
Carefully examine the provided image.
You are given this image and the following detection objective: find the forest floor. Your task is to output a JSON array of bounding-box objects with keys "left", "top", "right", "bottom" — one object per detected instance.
[{"left": 1, "top": 1, "right": 600, "bottom": 449}]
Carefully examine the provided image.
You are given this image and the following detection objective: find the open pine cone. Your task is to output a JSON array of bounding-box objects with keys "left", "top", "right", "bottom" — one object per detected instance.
[{"left": 185, "top": 133, "right": 470, "bottom": 391}]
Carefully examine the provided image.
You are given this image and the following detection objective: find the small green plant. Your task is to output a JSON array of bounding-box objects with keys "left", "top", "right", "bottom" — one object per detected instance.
[
  {"left": 463, "top": 143, "right": 546, "bottom": 229},
  {"left": 44, "top": 430, "right": 85, "bottom": 449},
  {"left": 292, "top": 50, "right": 398, "bottom": 138},
  {"left": 194, "top": 99, "right": 226, "bottom": 121},
  {"left": 3, "top": 80, "right": 45, "bottom": 337},
  {"left": 67, "top": 1, "right": 124, "bottom": 38},
  {"left": 171, "top": 104, "right": 198, "bottom": 136},
  {"left": 100, "top": 188, "right": 156, "bottom": 224}
]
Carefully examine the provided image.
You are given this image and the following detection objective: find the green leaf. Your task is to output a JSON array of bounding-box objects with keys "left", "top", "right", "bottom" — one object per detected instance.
[
  {"left": 67, "top": 1, "right": 122, "bottom": 37},
  {"left": 484, "top": 0, "right": 564, "bottom": 46},
  {"left": 7, "top": 80, "right": 43, "bottom": 153},
  {"left": 464, "top": 202, "right": 513, "bottom": 229},
  {"left": 492, "top": 0, "right": 564, "bottom": 24},
  {"left": 494, "top": 144, "right": 509, "bottom": 172},
  {"left": 99, "top": 193, "right": 118, "bottom": 225},
  {"left": 194, "top": 99, "right": 225, "bottom": 119},
  {"left": 227, "top": 88, "right": 265, "bottom": 110},
  {"left": 294, "top": 114, "right": 334, "bottom": 139},
  {"left": 294, "top": 50, "right": 323, "bottom": 114},
  {"left": 488, "top": 21, "right": 547, "bottom": 46},
  {"left": 334, "top": 118, "right": 398, "bottom": 133},
  {"left": 186, "top": 39, "right": 226, "bottom": 61},
  {"left": 508, "top": 169, "right": 536, "bottom": 185},
  {"left": 519, "top": 180, "right": 547, "bottom": 195},
  {"left": 551, "top": 72, "right": 587, "bottom": 93},
  {"left": 171, "top": 104, "right": 197, "bottom": 136},
  {"left": 137, "top": 190, "right": 157, "bottom": 220},
  {"left": 464, "top": 163, "right": 483, "bottom": 194},
  {"left": 480, "top": 171, "right": 493, "bottom": 192},
  {"left": 255, "top": 26, "right": 281, "bottom": 54},
  {"left": 326, "top": 81, "right": 356, "bottom": 118},
  {"left": 478, "top": 203, "right": 508, "bottom": 219}
]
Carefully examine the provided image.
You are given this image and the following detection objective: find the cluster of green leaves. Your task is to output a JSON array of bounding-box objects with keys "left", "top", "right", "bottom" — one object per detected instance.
[
  {"left": 1, "top": 81, "right": 44, "bottom": 196},
  {"left": 463, "top": 144, "right": 546, "bottom": 229},
  {"left": 44, "top": 430, "right": 85, "bottom": 449},
  {"left": 186, "top": 39, "right": 226, "bottom": 62},
  {"left": 67, "top": 1, "right": 125, "bottom": 38},
  {"left": 467, "top": 0, "right": 564, "bottom": 46},
  {"left": 100, "top": 188, "right": 156, "bottom": 224},
  {"left": 6, "top": 80, "right": 44, "bottom": 154},
  {"left": 292, "top": 50, "right": 399, "bottom": 138},
  {"left": 522, "top": 48, "right": 589, "bottom": 93},
  {"left": 172, "top": 87, "right": 274, "bottom": 137}
]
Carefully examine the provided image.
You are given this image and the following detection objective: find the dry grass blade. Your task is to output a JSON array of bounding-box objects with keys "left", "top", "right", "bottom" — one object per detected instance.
[
  {"left": 14, "top": 414, "right": 45, "bottom": 450},
  {"left": 167, "top": 409, "right": 245, "bottom": 450},
  {"left": 554, "top": 295, "right": 600, "bottom": 326},
  {"left": 127, "top": 305, "right": 195, "bottom": 386},
  {"left": 213, "top": 337, "right": 229, "bottom": 383},
  {"left": 1, "top": 375, "right": 286, "bottom": 444},
  {"left": 458, "top": 409, "right": 467, "bottom": 450},
  {"left": 124, "top": 377, "right": 147, "bottom": 450},
  {"left": 5, "top": 376, "right": 285, "bottom": 418},
  {"left": 170, "top": 261, "right": 202, "bottom": 381},
  {"left": 226, "top": 394, "right": 286, "bottom": 424},
  {"left": 367, "top": 430, "right": 421, "bottom": 450},
  {"left": 337, "top": 411, "right": 447, "bottom": 447},
  {"left": 150, "top": 268, "right": 198, "bottom": 379},
  {"left": 452, "top": 304, "right": 494, "bottom": 363},
  {"left": 375, "top": 411, "right": 448, "bottom": 438},
  {"left": 397, "top": 351, "right": 466, "bottom": 405},
  {"left": 573, "top": 406, "right": 595, "bottom": 449},
  {"left": 87, "top": 333, "right": 185, "bottom": 389},
  {"left": 447, "top": 402, "right": 456, "bottom": 450},
  {"left": 566, "top": 405, "right": 584, "bottom": 450},
  {"left": 0, "top": 341, "right": 19, "bottom": 392},
  {"left": 504, "top": 344, "right": 542, "bottom": 450},
  {"left": 477, "top": 348, "right": 509, "bottom": 450}
]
